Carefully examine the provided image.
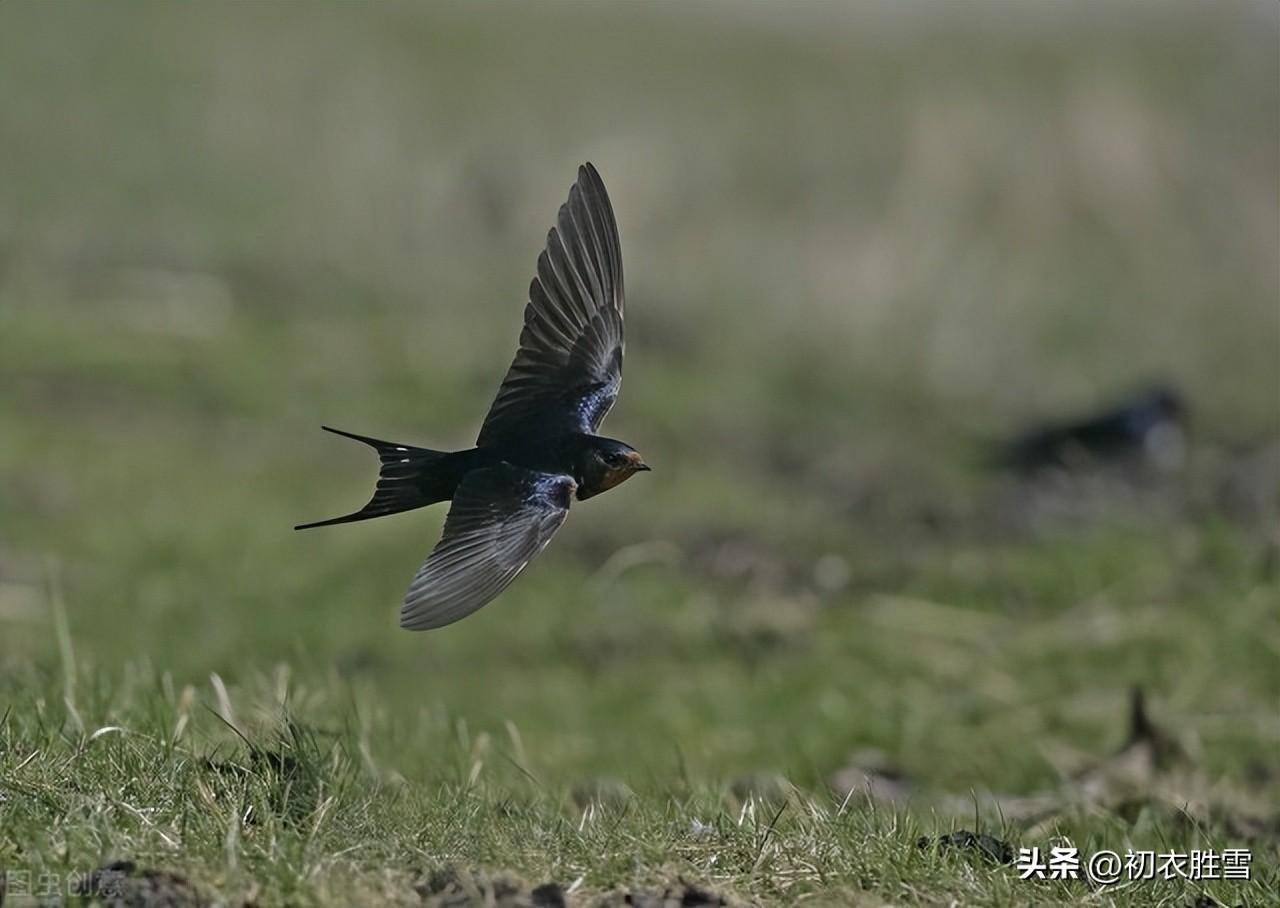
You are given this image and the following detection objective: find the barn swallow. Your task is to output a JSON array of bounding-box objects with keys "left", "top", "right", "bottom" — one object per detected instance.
[
  {"left": 997, "top": 385, "right": 1188, "bottom": 474},
  {"left": 297, "top": 164, "right": 648, "bottom": 630}
]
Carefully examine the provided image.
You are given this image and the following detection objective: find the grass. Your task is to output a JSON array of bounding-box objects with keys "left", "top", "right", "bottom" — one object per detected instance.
[{"left": 0, "top": 2, "right": 1277, "bottom": 905}]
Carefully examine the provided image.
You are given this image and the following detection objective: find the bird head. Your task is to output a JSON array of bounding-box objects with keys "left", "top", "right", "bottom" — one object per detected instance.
[{"left": 575, "top": 437, "right": 650, "bottom": 500}]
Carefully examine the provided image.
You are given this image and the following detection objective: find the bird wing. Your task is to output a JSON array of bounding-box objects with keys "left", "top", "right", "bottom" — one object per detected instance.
[
  {"left": 476, "top": 163, "right": 624, "bottom": 447},
  {"left": 399, "top": 464, "right": 575, "bottom": 630}
]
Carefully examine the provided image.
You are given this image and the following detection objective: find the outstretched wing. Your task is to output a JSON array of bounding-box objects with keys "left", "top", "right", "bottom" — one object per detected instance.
[
  {"left": 399, "top": 464, "right": 575, "bottom": 631},
  {"left": 476, "top": 163, "right": 624, "bottom": 447}
]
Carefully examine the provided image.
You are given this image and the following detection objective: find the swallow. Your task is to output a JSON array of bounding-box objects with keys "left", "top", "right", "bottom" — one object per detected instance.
[
  {"left": 297, "top": 164, "right": 648, "bottom": 630},
  {"left": 997, "top": 385, "right": 1188, "bottom": 474}
]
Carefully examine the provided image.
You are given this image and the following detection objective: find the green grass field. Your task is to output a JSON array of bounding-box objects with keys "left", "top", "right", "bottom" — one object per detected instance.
[{"left": 1, "top": 3, "right": 1277, "bottom": 905}]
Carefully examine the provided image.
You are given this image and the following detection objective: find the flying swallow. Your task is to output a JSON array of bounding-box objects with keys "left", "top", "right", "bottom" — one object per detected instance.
[{"left": 297, "top": 164, "right": 648, "bottom": 630}]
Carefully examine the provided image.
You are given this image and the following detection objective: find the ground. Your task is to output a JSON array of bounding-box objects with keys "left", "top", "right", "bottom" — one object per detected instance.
[{"left": 0, "top": 3, "right": 1277, "bottom": 906}]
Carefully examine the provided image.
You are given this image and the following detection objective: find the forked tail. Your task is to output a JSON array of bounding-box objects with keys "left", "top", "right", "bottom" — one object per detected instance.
[{"left": 295, "top": 426, "right": 451, "bottom": 530}]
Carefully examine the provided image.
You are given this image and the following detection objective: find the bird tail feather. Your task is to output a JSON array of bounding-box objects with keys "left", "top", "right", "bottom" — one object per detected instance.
[{"left": 295, "top": 426, "right": 451, "bottom": 529}]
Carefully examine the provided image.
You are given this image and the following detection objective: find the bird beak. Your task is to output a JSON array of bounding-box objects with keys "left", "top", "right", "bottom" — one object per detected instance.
[{"left": 636, "top": 462, "right": 651, "bottom": 472}]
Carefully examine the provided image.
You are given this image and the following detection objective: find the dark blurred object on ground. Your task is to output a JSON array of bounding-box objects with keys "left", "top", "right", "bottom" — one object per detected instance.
[
  {"left": 597, "top": 880, "right": 729, "bottom": 907},
  {"left": 415, "top": 866, "right": 566, "bottom": 908},
  {"left": 915, "top": 830, "right": 1016, "bottom": 865},
  {"left": 75, "top": 860, "right": 212, "bottom": 908},
  {"left": 998, "top": 386, "right": 1189, "bottom": 475}
]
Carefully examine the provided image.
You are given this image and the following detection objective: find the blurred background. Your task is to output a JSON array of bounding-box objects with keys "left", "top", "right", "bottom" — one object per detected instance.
[{"left": 1, "top": 0, "right": 1277, "bottom": 802}]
